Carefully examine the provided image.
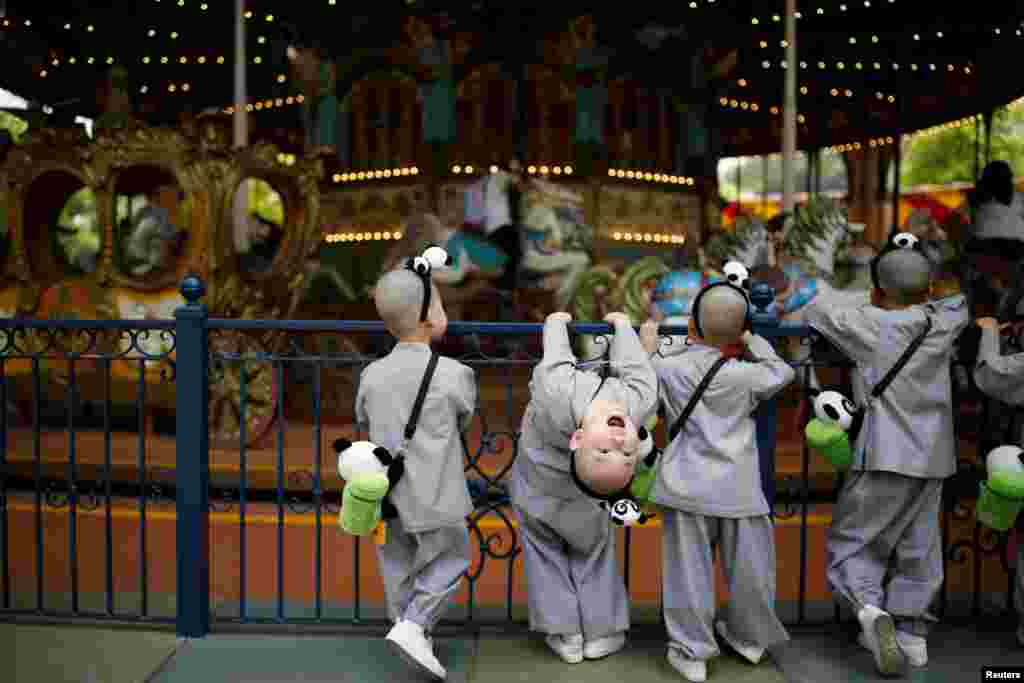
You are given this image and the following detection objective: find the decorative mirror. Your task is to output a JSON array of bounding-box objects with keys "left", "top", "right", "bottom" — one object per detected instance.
[
  {"left": 232, "top": 177, "right": 285, "bottom": 275},
  {"left": 21, "top": 171, "right": 99, "bottom": 281},
  {"left": 112, "top": 165, "right": 190, "bottom": 286}
]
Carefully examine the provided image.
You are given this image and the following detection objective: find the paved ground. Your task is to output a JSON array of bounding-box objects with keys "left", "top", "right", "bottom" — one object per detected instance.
[{"left": 3, "top": 621, "right": 1023, "bottom": 683}]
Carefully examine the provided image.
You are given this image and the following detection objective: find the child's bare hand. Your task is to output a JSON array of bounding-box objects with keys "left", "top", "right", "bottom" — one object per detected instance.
[
  {"left": 604, "top": 312, "right": 632, "bottom": 327},
  {"left": 976, "top": 317, "right": 1009, "bottom": 331},
  {"left": 547, "top": 311, "right": 572, "bottom": 325},
  {"left": 640, "top": 320, "right": 660, "bottom": 354}
]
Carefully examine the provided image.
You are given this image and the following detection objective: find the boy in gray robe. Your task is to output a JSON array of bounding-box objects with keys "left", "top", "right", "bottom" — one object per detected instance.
[
  {"left": 356, "top": 266, "right": 477, "bottom": 681},
  {"left": 509, "top": 310, "right": 657, "bottom": 664},
  {"left": 972, "top": 315, "right": 1024, "bottom": 647},
  {"left": 640, "top": 284, "right": 794, "bottom": 683},
  {"left": 804, "top": 247, "right": 969, "bottom": 676}
]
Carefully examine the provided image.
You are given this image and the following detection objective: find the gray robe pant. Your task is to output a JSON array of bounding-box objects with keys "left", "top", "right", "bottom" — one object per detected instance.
[
  {"left": 376, "top": 516, "right": 470, "bottom": 631},
  {"left": 827, "top": 471, "right": 943, "bottom": 636},
  {"left": 662, "top": 510, "right": 789, "bottom": 660},
  {"left": 513, "top": 505, "right": 630, "bottom": 640}
]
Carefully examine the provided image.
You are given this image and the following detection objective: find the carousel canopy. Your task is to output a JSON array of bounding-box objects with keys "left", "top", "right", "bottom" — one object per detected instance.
[{"left": 2, "top": 0, "right": 1023, "bottom": 155}]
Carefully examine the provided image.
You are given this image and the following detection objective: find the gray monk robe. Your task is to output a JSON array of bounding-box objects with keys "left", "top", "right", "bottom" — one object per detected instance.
[
  {"left": 356, "top": 342, "right": 477, "bottom": 629},
  {"left": 651, "top": 334, "right": 795, "bottom": 659},
  {"left": 805, "top": 294, "right": 969, "bottom": 634},
  {"left": 509, "top": 317, "right": 657, "bottom": 639},
  {"left": 973, "top": 325, "right": 1024, "bottom": 625}
]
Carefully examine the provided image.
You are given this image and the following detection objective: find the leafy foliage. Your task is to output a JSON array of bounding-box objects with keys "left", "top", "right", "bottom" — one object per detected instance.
[{"left": 901, "top": 106, "right": 1024, "bottom": 187}]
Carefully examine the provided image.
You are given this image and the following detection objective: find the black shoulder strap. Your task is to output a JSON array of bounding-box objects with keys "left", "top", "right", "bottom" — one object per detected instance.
[
  {"left": 669, "top": 356, "right": 729, "bottom": 443},
  {"left": 871, "top": 315, "right": 932, "bottom": 400},
  {"left": 404, "top": 352, "right": 440, "bottom": 441}
]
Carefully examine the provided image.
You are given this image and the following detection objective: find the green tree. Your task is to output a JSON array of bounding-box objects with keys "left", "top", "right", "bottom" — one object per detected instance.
[
  {"left": 718, "top": 151, "right": 848, "bottom": 201},
  {"left": 900, "top": 105, "right": 1024, "bottom": 186}
]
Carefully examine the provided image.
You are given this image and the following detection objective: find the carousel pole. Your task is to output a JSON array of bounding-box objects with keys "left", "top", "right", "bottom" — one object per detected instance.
[
  {"left": 762, "top": 154, "right": 768, "bottom": 213},
  {"left": 771, "top": 0, "right": 797, "bottom": 269},
  {"left": 737, "top": 158, "right": 743, "bottom": 209},
  {"left": 974, "top": 113, "right": 981, "bottom": 182},
  {"left": 890, "top": 133, "right": 902, "bottom": 239},
  {"left": 781, "top": 0, "right": 797, "bottom": 215},
  {"left": 984, "top": 108, "right": 994, "bottom": 167},
  {"left": 232, "top": 0, "right": 249, "bottom": 251}
]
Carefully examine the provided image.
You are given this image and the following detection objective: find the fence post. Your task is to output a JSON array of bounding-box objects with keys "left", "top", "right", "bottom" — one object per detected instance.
[
  {"left": 750, "top": 282, "right": 779, "bottom": 513},
  {"left": 175, "top": 275, "right": 210, "bottom": 638}
]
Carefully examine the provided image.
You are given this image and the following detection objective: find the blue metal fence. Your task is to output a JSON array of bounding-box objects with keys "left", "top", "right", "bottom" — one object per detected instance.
[{"left": 0, "top": 275, "right": 1018, "bottom": 638}]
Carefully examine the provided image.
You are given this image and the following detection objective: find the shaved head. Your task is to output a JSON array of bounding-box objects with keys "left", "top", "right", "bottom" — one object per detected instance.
[
  {"left": 875, "top": 248, "right": 932, "bottom": 302},
  {"left": 696, "top": 285, "right": 748, "bottom": 346},
  {"left": 374, "top": 268, "right": 428, "bottom": 339}
]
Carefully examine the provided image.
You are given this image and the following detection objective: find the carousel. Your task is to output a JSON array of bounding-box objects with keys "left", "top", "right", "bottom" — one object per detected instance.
[{"left": 2, "top": 3, "right": 1024, "bottom": 455}]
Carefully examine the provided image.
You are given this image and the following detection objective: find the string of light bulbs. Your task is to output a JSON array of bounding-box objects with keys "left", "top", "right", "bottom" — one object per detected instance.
[
  {"left": 610, "top": 231, "right": 687, "bottom": 245},
  {"left": 759, "top": 58, "right": 973, "bottom": 74},
  {"left": 823, "top": 113, "right": 984, "bottom": 153}
]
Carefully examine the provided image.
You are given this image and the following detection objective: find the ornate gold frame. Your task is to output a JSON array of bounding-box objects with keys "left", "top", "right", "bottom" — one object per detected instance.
[{"left": 0, "top": 118, "right": 323, "bottom": 317}]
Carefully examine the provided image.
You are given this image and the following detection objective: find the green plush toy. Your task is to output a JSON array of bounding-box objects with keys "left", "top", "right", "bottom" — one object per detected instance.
[
  {"left": 334, "top": 438, "right": 404, "bottom": 537},
  {"left": 977, "top": 445, "right": 1024, "bottom": 532},
  {"left": 804, "top": 389, "right": 863, "bottom": 471},
  {"left": 805, "top": 419, "right": 853, "bottom": 471}
]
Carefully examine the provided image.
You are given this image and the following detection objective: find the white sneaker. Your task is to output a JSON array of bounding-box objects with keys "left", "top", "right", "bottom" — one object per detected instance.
[
  {"left": 857, "top": 631, "right": 927, "bottom": 667},
  {"left": 856, "top": 605, "right": 907, "bottom": 676},
  {"left": 715, "top": 620, "right": 765, "bottom": 664},
  {"left": 386, "top": 619, "right": 446, "bottom": 680},
  {"left": 667, "top": 649, "right": 707, "bottom": 682},
  {"left": 584, "top": 632, "right": 626, "bottom": 660},
  {"left": 545, "top": 633, "right": 584, "bottom": 664}
]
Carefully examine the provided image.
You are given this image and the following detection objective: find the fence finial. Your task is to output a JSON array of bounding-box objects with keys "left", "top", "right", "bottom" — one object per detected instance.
[{"left": 180, "top": 275, "right": 206, "bottom": 304}]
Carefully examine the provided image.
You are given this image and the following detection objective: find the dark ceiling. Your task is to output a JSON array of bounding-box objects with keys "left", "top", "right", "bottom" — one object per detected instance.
[{"left": 2, "top": 0, "right": 1024, "bottom": 155}]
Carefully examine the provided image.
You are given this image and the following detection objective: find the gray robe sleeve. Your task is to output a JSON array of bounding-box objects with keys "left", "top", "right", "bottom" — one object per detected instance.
[
  {"left": 742, "top": 333, "right": 797, "bottom": 407},
  {"left": 355, "top": 364, "right": 371, "bottom": 430},
  {"left": 974, "top": 326, "right": 1024, "bottom": 406},
  {"left": 454, "top": 362, "right": 478, "bottom": 431},
  {"left": 607, "top": 319, "right": 659, "bottom": 425},
  {"left": 804, "top": 299, "right": 880, "bottom": 365},
  {"left": 532, "top": 317, "right": 589, "bottom": 435}
]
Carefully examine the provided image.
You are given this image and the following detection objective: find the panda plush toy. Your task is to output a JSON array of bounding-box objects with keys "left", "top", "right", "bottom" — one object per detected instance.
[
  {"left": 804, "top": 388, "right": 862, "bottom": 471},
  {"left": 408, "top": 244, "right": 453, "bottom": 276},
  {"left": 720, "top": 260, "right": 752, "bottom": 291},
  {"left": 333, "top": 438, "right": 405, "bottom": 536},
  {"left": 890, "top": 232, "right": 920, "bottom": 250},
  {"left": 587, "top": 425, "right": 661, "bottom": 527}
]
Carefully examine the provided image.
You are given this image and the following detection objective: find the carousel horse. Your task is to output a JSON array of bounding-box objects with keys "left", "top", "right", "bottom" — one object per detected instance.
[
  {"left": 646, "top": 201, "right": 871, "bottom": 382},
  {"left": 519, "top": 202, "right": 592, "bottom": 308},
  {"left": 378, "top": 213, "right": 510, "bottom": 321}
]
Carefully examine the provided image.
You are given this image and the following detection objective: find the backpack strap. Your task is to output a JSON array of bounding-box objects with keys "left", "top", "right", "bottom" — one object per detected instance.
[
  {"left": 403, "top": 352, "right": 440, "bottom": 443},
  {"left": 669, "top": 356, "right": 729, "bottom": 443},
  {"left": 870, "top": 315, "right": 932, "bottom": 400}
]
